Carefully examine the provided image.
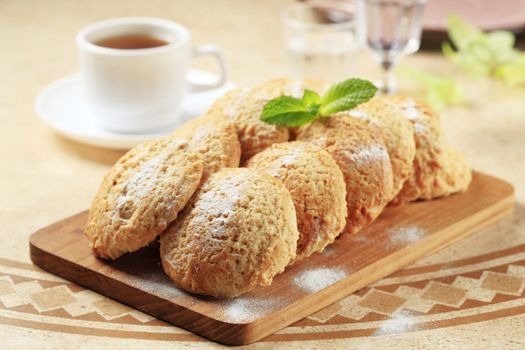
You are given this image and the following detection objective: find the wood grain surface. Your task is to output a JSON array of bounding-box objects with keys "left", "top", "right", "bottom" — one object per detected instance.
[{"left": 29, "top": 171, "right": 515, "bottom": 345}]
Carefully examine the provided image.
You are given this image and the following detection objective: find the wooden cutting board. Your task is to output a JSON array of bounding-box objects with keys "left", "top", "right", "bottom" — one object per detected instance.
[{"left": 29, "top": 171, "right": 514, "bottom": 345}]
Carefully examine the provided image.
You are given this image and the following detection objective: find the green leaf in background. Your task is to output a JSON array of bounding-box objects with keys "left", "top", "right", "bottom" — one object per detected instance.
[
  {"left": 447, "top": 15, "right": 482, "bottom": 51},
  {"left": 494, "top": 55, "right": 525, "bottom": 87},
  {"left": 397, "top": 66, "right": 464, "bottom": 111},
  {"left": 444, "top": 15, "right": 525, "bottom": 87},
  {"left": 442, "top": 41, "right": 491, "bottom": 77},
  {"left": 485, "top": 31, "right": 518, "bottom": 63},
  {"left": 319, "top": 79, "right": 377, "bottom": 116}
]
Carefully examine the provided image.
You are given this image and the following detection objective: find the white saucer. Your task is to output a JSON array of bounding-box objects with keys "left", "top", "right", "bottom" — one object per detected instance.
[{"left": 35, "top": 69, "right": 236, "bottom": 150}]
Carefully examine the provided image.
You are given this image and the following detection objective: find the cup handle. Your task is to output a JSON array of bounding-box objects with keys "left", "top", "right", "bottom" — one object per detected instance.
[{"left": 188, "top": 45, "right": 228, "bottom": 92}]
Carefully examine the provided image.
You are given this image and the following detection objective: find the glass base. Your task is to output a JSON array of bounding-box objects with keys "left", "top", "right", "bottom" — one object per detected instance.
[{"left": 374, "top": 78, "right": 397, "bottom": 95}]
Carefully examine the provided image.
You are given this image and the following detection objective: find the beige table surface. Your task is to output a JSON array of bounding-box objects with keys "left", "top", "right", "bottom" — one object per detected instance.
[{"left": 1, "top": 0, "right": 525, "bottom": 348}]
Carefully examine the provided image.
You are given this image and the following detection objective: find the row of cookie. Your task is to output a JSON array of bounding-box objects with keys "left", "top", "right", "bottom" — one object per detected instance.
[
  {"left": 162, "top": 93, "right": 470, "bottom": 297},
  {"left": 208, "top": 78, "right": 471, "bottom": 234},
  {"left": 85, "top": 78, "right": 471, "bottom": 298}
]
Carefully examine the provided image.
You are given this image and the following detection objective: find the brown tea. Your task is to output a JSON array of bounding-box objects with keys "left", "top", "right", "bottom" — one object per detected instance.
[{"left": 95, "top": 34, "right": 169, "bottom": 49}]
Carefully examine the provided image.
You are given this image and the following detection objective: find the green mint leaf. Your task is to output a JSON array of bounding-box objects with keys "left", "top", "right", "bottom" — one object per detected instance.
[
  {"left": 261, "top": 111, "right": 318, "bottom": 127},
  {"left": 260, "top": 78, "right": 377, "bottom": 126},
  {"left": 302, "top": 89, "right": 321, "bottom": 106},
  {"left": 302, "top": 89, "right": 321, "bottom": 116},
  {"left": 307, "top": 103, "right": 320, "bottom": 116},
  {"left": 260, "top": 96, "right": 316, "bottom": 127},
  {"left": 319, "top": 79, "right": 377, "bottom": 116}
]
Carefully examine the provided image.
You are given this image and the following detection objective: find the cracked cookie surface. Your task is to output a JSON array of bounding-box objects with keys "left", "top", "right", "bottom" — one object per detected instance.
[{"left": 85, "top": 138, "right": 203, "bottom": 260}]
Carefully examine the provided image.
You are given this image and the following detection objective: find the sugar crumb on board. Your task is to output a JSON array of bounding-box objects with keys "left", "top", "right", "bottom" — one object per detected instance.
[
  {"left": 321, "top": 245, "right": 336, "bottom": 256},
  {"left": 126, "top": 269, "right": 188, "bottom": 299},
  {"left": 389, "top": 225, "right": 426, "bottom": 245},
  {"left": 293, "top": 267, "right": 347, "bottom": 293}
]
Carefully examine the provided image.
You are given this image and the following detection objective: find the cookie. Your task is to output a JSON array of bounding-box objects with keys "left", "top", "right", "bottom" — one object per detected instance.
[
  {"left": 246, "top": 141, "right": 347, "bottom": 260},
  {"left": 341, "top": 97, "right": 416, "bottom": 201},
  {"left": 419, "top": 145, "right": 472, "bottom": 200},
  {"left": 296, "top": 117, "right": 394, "bottom": 235},
  {"left": 85, "top": 138, "right": 203, "bottom": 260},
  {"left": 160, "top": 168, "right": 299, "bottom": 298},
  {"left": 172, "top": 113, "right": 241, "bottom": 179},
  {"left": 383, "top": 96, "right": 470, "bottom": 203},
  {"left": 207, "top": 79, "right": 331, "bottom": 162}
]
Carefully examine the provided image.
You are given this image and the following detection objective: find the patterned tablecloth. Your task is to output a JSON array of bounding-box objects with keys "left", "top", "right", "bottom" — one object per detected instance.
[{"left": 1, "top": 0, "right": 525, "bottom": 348}]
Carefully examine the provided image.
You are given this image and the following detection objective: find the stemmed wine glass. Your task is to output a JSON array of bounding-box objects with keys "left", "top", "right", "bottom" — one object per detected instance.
[{"left": 356, "top": 0, "right": 427, "bottom": 94}]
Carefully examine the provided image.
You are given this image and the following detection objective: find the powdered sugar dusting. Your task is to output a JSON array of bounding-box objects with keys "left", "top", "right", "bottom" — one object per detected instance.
[
  {"left": 399, "top": 98, "right": 428, "bottom": 134},
  {"left": 223, "top": 297, "right": 285, "bottom": 323},
  {"left": 401, "top": 99, "right": 419, "bottom": 120},
  {"left": 374, "top": 311, "right": 417, "bottom": 335},
  {"left": 293, "top": 267, "right": 347, "bottom": 293},
  {"left": 115, "top": 153, "right": 168, "bottom": 215},
  {"left": 321, "top": 245, "right": 336, "bottom": 256},
  {"left": 347, "top": 109, "right": 384, "bottom": 128},
  {"left": 285, "top": 80, "right": 305, "bottom": 99},
  {"left": 115, "top": 140, "right": 187, "bottom": 216},
  {"left": 280, "top": 146, "right": 305, "bottom": 166},
  {"left": 127, "top": 269, "right": 188, "bottom": 299},
  {"left": 192, "top": 174, "right": 243, "bottom": 238},
  {"left": 348, "top": 144, "right": 389, "bottom": 166},
  {"left": 352, "top": 232, "right": 369, "bottom": 243},
  {"left": 349, "top": 109, "right": 370, "bottom": 121},
  {"left": 389, "top": 225, "right": 426, "bottom": 245},
  {"left": 128, "top": 155, "right": 165, "bottom": 195},
  {"left": 224, "top": 87, "right": 251, "bottom": 117},
  {"left": 259, "top": 147, "right": 304, "bottom": 178}
]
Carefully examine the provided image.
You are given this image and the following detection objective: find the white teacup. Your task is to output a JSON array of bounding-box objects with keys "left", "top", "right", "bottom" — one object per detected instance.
[{"left": 77, "top": 17, "right": 227, "bottom": 133}]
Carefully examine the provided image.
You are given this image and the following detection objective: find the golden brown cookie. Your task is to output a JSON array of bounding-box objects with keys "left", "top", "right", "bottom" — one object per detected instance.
[
  {"left": 171, "top": 114, "right": 241, "bottom": 179},
  {"left": 383, "top": 96, "right": 470, "bottom": 203},
  {"left": 246, "top": 141, "right": 347, "bottom": 260},
  {"left": 419, "top": 145, "right": 472, "bottom": 200},
  {"left": 341, "top": 97, "right": 416, "bottom": 201},
  {"left": 160, "top": 168, "right": 299, "bottom": 298},
  {"left": 207, "top": 86, "right": 289, "bottom": 162},
  {"left": 85, "top": 138, "right": 203, "bottom": 260},
  {"left": 207, "top": 79, "right": 331, "bottom": 162},
  {"left": 382, "top": 96, "right": 444, "bottom": 204},
  {"left": 296, "top": 117, "right": 394, "bottom": 235}
]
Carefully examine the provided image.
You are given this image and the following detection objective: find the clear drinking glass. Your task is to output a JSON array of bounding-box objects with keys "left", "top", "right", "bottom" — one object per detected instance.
[
  {"left": 356, "top": 0, "right": 427, "bottom": 94},
  {"left": 281, "top": 0, "right": 359, "bottom": 82}
]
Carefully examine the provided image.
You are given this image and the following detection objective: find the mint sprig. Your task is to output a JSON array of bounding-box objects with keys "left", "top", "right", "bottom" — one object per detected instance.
[
  {"left": 260, "top": 79, "right": 377, "bottom": 127},
  {"left": 260, "top": 95, "right": 318, "bottom": 127}
]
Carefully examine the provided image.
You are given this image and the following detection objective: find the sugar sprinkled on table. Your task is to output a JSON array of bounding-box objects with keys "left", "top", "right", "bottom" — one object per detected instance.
[{"left": 374, "top": 311, "right": 418, "bottom": 335}]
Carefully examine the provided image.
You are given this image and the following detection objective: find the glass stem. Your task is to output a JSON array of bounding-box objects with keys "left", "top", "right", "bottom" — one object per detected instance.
[{"left": 379, "top": 59, "right": 397, "bottom": 95}]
